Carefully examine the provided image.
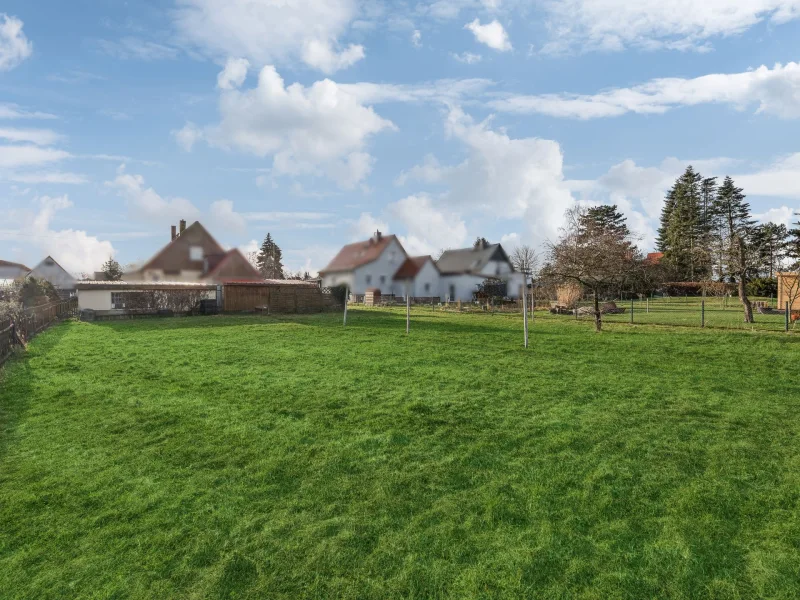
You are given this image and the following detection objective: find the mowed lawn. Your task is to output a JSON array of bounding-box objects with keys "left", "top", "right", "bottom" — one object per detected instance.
[{"left": 1, "top": 311, "right": 799, "bottom": 599}]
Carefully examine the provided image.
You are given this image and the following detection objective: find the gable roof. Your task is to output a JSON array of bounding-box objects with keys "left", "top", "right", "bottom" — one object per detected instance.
[
  {"left": 0, "top": 260, "right": 31, "bottom": 272},
  {"left": 31, "top": 256, "right": 76, "bottom": 283},
  {"left": 138, "top": 221, "right": 225, "bottom": 273},
  {"left": 393, "top": 255, "right": 437, "bottom": 280},
  {"left": 436, "top": 244, "right": 512, "bottom": 275},
  {"left": 205, "top": 249, "right": 263, "bottom": 281},
  {"left": 320, "top": 234, "right": 403, "bottom": 274}
]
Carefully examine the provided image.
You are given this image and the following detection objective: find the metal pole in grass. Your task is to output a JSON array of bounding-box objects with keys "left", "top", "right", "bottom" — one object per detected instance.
[
  {"left": 522, "top": 274, "right": 529, "bottom": 348},
  {"left": 786, "top": 301, "right": 790, "bottom": 333},
  {"left": 701, "top": 291, "right": 706, "bottom": 328},
  {"left": 406, "top": 283, "right": 410, "bottom": 335},
  {"left": 343, "top": 285, "right": 348, "bottom": 326},
  {"left": 630, "top": 296, "right": 634, "bottom": 324}
]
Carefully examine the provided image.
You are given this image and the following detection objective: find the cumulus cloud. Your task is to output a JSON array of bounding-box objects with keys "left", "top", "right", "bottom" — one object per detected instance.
[
  {"left": 0, "top": 103, "right": 57, "bottom": 120},
  {"left": 350, "top": 212, "right": 388, "bottom": 240},
  {"left": 399, "top": 107, "right": 575, "bottom": 244},
  {"left": 173, "top": 0, "right": 365, "bottom": 73},
  {"left": 106, "top": 165, "right": 200, "bottom": 222},
  {"left": 209, "top": 199, "right": 247, "bottom": 232},
  {"left": 217, "top": 57, "right": 249, "bottom": 89},
  {"left": 388, "top": 193, "right": 468, "bottom": 255},
  {"left": 187, "top": 65, "right": 395, "bottom": 188},
  {"left": 489, "top": 62, "right": 800, "bottom": 119},
  {"left": 0, "top": 145, "right": 70, "bottom": 169},
  {"left": 0, "top": 14, "right": 32, "bottom": 71},
  {"left": 452, "top": 51, "right": 482, "bottom": 64},
  {"left": 735, "top": 153, "right": 800, "bottom": 197},
  {"left": 0, "top": 196, "right": 115, "bottom": 275},
  {"left": 465, "top": 19, "right": 512, "bottom": 51},
  {"left": 172, "top": 122, "right": 203, "bottom": 152},
  {"left": 411, "top": 29, "right": 422, "bottom": 47},
  {"left": 540, "top": 0, "right": 800, "bottom": 54}
]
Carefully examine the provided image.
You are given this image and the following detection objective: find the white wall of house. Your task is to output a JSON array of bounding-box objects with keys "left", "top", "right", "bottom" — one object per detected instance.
[
  {"left": 320, "top": 271, "right": 355, "bottom": 291},
  {"left": 440, "top": 274, "right": 485, "bottom": 302},
  {"left": 480, "top": 260, "right": 513, "bottom": 278},
  {"left": 352, "top": 238, "right": 407, "bottom": 295},
  {"left": 78, "top": 290, "right": 113, "bottom": 310},
  {"left": 412, "top": 261, "right": 440, "bottom": 298}
]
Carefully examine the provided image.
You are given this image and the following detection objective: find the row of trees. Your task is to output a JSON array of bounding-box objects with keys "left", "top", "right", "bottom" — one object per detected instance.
[{"left": 540, "top": 171, "right": 800, "bottom": 330}]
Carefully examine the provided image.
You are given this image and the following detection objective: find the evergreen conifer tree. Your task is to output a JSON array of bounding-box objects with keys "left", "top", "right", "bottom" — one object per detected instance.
[{"left": 256, "top": 233, "right": 285, "bottom": 279}]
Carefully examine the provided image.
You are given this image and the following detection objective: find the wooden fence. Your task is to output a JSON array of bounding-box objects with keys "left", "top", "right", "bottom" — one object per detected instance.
[
  {"left": 222, "top": 283, "right": 330, "bottom": 313},
  {"left": 0, "top": 298, "right": 78, "bottom": 366}
]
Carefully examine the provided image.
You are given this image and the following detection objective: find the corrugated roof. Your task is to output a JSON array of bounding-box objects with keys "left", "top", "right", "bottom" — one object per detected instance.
[
  {"left": 76, "top": 281, "right": 217, "bottom": 290},
  {"left": 436, "top": 244, "right": 510, "bottom": 275},
  {"left": 319, "top": 234, "right": 401, "bottom": 274}
]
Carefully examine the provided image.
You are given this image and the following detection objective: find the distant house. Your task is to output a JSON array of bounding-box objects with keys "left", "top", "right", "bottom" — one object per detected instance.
[
  {"left": 319, "top": 231, "right": 408, "bottom": 296},
  {"left": 0, "top": 260, "right": 31, "bottom": 288},
  {"left": 646, "top": 252, "right": 664, "bottom": 265},
  {"left": 437, "top": 241, "right": 523, "bottom": 302},
  {"left": 124, "top": 219, "right": 262, "bottom": 284},
  {"left": 30, "top": 256, "right": 76, "bottom": 299},
  {"left": 320, "top": 232, "right": 523, "bottom": 302}
]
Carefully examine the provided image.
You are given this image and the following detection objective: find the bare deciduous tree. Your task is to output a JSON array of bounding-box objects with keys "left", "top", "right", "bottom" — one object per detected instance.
[
  {"left": 542, "top": 206, "right": 643, "bottom": 332},
  {"left": 510, "top": 245, "right": 539, "bottom": 276}
]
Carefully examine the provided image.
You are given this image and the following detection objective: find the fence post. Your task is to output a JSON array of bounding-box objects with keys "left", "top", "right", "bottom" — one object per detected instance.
[
  {"left": 702, "top": 295, "right": 706, "bottom": 328},
  {"left": 786, "top": 301, "right": 790, "bottom": 333},
  {"left": 630, "top": 296, "right": 634, "bottom": 324},
  {"left": 343, "top": 286, "right": 348, "bottom": 326},
  {"left": 522, "top": 274, "right": 529, "bottom": 349},
  {"left": 406, "top": 284, "right": 410, "bottom": 335},
  {"left": 646, "top": 297, "right": 649, "bottom": 313}
]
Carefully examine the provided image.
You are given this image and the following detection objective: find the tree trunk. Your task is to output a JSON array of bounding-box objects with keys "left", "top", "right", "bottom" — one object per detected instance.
[
  {"left": 736, "top": 238, "right": 754, "bottom": 323},
  {"left": 593, "top": 288, "right": 602, "bottom": 332}
]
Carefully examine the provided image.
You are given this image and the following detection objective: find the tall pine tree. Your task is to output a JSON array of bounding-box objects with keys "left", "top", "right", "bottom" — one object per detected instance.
[
  {"left": 581, "top": 205, "right": 629, "bottom": 238},
  {"left": 256, "top": 233, "right": 285, "bottom": 279},
  {"left": 712, "top": 176, "right": 756, "bottom": 322},
  {"left": 788, "top": 213, "right": 800, "bottom": 269}
]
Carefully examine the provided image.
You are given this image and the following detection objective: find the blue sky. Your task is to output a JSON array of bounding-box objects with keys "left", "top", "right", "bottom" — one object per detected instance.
[{"left": 1, "top": 0, "right": 800, "bottom": 275}]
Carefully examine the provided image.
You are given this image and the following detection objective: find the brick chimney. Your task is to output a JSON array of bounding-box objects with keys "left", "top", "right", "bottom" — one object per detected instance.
[
  {"left": 179, "top": 219, "right": 186, "bottom": 234},
  {"left": 372, "top": 230, "right": 383, "bottom": 243},
  {"left": 171, "top": 225, "right": 177, "bottom": 241}
]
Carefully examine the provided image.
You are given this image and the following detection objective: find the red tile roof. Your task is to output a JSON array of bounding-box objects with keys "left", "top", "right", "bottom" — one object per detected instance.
[
  {"left": 319, "top": 234, "right": 401, "bottom": 274},
  {"left": 646, "top": 252, "right": 664, "bottom": 265},
  {"left": 393, "top": 255, "right": 436, "bottom": 280}
]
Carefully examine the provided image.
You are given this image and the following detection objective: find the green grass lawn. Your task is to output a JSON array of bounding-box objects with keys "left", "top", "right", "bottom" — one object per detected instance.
[{"left": 1, "top": 310, "right": 799, "bottom": 599}]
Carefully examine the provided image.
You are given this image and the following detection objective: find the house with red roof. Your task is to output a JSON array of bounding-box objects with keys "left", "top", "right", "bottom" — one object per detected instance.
[
  {"left": 319, "top": 231, "right": 408, "bottom": 296},
  {"left": 124, "top": 220, "right": 262, "bottom": 284}
]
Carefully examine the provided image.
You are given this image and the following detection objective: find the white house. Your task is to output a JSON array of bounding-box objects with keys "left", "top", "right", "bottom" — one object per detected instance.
[
  {"left": 319, "top": 231, "right": 408, "bottom": 296},
  {"left": 0, "top": 260, "right": 31, "bottom": 289},
  {"left": 320, "top": 232, "right": 524, "bottom": 302},
  {"left": 436, "top": 241, "right": 524, "bottom": 302}
]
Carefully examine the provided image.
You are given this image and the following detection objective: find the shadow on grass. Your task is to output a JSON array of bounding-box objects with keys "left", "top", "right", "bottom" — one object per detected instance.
[{"left": 0, "top": 321, "right": 73, "bottom": 460}]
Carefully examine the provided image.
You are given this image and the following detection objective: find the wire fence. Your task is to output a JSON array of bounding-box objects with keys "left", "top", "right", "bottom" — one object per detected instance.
[{"left": 0, "top": 298, "right": 78, "bottom": 366}]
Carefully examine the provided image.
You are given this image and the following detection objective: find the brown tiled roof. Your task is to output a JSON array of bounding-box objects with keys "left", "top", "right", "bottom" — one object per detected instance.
[
  {"left": 0, "top": 260, "right": 31, "bottom": 271},
  {"left": 205, "top": 249, "right": 263, "bottom": 282},
  {"left": 393, "top": 255, "right": 436, "bottom": 280},
  {"left": 646, "top": 252, "right": 664, "bottom": 265},
  {"left": 139, "top": 221, "right": 225, "bottom": 273},
  {"left": 320, "top": 234, "right": 401, "bottom": 274}
]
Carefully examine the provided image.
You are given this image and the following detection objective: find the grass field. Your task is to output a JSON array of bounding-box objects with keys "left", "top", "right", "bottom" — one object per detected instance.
[{"left": 1, "top": 310, "right": 799, "bottom": 599}]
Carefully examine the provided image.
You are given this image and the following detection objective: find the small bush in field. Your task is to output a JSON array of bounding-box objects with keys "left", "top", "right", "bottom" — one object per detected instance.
[{"left": 556, "top": 283, "right": 582, "bottom": 308}]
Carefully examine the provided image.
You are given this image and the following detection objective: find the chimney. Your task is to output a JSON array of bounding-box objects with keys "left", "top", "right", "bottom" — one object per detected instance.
[
  {"left": 171, "top": 225, "right": 177, "bottom": 241},
  {"left": 179, "top": 219, "right": 186, "bottom": 234},
  {"left": 372, "top": 230, "right": 382, "bottom": 243}
]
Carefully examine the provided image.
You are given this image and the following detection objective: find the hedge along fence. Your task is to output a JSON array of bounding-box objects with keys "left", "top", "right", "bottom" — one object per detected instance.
[
  {"left": 222, "top": 282, "right": 331, "bottom": 313},
  {"left": 0, "top": 298, "right": 78, "bottom": 366}
]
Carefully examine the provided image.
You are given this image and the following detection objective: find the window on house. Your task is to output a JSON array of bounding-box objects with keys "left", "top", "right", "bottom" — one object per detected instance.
[
  {"left": 449, "top": 284, "right": 455, "bottom": 301},
  {"left": 424, "top": 282, "right": 430, "bottom": 293},
  {"left": 380, "top": 275, "right": 386, "bottom": 284},
  {"left": 111, "top": 292, "right": 126, "bottom": 309},
  {"left": 190, "top": 246, "right": 203, "bottom": 261},
  {"left": 365, "top": 275, "right": 372, "bottom": 284}
]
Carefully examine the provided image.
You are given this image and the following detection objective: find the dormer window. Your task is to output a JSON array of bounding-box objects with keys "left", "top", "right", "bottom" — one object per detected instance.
[{"left": 190, "top": 246, "right": 203, "bottom": 261}]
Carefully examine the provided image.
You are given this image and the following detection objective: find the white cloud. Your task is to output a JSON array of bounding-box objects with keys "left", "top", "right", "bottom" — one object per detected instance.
[
  {"left": 489, "top": 62, "right": 800, "bottom": 119},
  {"left": 400, "top": 107, "right": 575, "bottom": 245},
  {"left": 735, "top": 153, "right": 800, "bottom": 197},
  {"left": 191, "top": 65, "right": 395, "bottom": 188},
  {"left": 96, "top": 37, "right": 179, "bottom": 60},
  {"left": 0, "top": 103, "right": 57, "bottom": 120},
  {"left": 452, "top": 51, "right": 482, "bottom": 64},
  {"left": 0, "top": 14, "right": 32, "bottom": 71},
  {"left": 173, "top": 0, "right": 364, "bottom": 73},
  {"left": 351, "top": 212, "right": 388, "bottom": 240},
  {"left": 106, "top": 165, "right": 200, "bottom": 222},
  {"left": 465, "top": 19, "right": 512, "bottom": 51},
  {"left": 245, "top": 211, "right": 332, "bottom": 221},
  {"left": 301, "top": 39, "right": 365, "bottom": 74},
  {"left": 388, "top": 193, "right": 468, "bottom": 255},
  {"left": 0, "top": 145, "right": 70, "bottom": 168},
  {"left": 540, "top": 0, "right": 800, "bottom": 54},
  {"left": 0, "top": 196, "right": 115, "bottom": 275},
  {"left": 217, "top": 57, "right": 249, "bottom": 90},
  {"left": 0, "top": 127, "right": 63, "bottom": 146},
  {"left": 3, "top": 171, "right": 88, "bottom": 184},
  {"left": 173, "top": 122, "right": 203, "bottom": 152},
  {"left": 500, "top": 232, "right": 521, "bottom": 248},
  {"left": 411, "top": 29, "right": 422, "bottom": 47},
  {"left": 209, "top": 199, "right": 247, "bottom": 232},
  {"left": 340, "top": 77, "right": 493, "bottom": 105},
  {"left": 753, "top": 206, "right": 798, "bottom": 227}
]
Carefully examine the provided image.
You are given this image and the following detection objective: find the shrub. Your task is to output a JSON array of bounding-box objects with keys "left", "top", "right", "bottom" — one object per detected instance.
[{"left": 746, "top": 278, "right": 778, "bottom": 298}]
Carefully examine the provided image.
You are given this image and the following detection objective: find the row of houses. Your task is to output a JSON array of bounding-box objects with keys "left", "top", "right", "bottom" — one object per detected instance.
[
  {"left": 319, "top": 231, "right": 525, "bottom": 302},
  {"left": 0, "top": 256, "right": 78, "bottom": 299}
]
